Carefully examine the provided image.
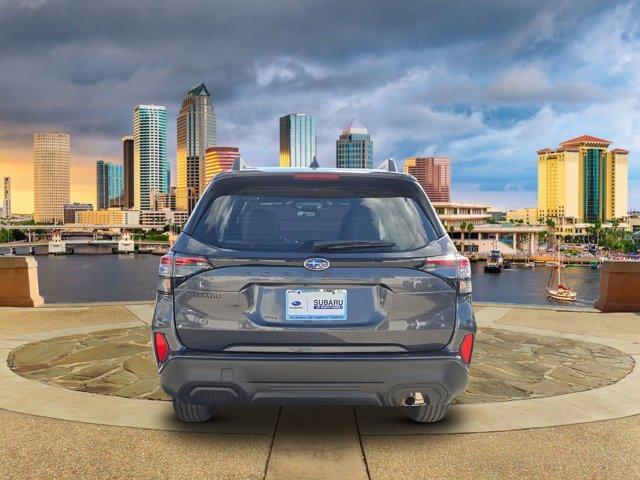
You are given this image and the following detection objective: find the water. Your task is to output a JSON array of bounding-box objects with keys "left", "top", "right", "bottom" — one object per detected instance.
[
  {"left": 35, "top": 252, "right": 161, "bottom": 303},
  {"left": 5, "top": 249, "right": 601, "bottom": 306},
  {"left": 470, "top": 262, "right": 600, "bottom": 308}
]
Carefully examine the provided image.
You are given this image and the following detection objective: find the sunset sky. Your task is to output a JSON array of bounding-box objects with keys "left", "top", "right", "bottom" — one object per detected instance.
[{"left": 1, "top": 0, "right": 639, "bottom": 213}]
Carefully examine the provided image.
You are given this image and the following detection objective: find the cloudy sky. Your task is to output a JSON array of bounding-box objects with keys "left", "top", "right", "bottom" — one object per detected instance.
[{"left": 0, "top": 0, "right": 639, "bottom": 213}]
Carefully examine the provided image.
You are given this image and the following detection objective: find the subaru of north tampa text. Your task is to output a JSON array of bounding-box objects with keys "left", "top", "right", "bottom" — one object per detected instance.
[{"left": 152, "top": 160, "right": 476, "bottom": 423}]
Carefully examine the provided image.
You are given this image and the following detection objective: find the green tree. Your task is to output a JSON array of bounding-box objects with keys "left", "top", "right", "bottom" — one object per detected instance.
[
  {"left": 459, "top": 222, "right": 467, "bottom": 252},
  {"left": 465, "top": 223, "right": 475, "bottom": 253}
]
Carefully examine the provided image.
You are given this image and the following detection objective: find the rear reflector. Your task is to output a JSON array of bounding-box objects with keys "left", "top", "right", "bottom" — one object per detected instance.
[
  {"left": 293, "top": 173, "right": 341, "bottom": 181},
  {"left": 154, "top": 332, "right": 169, "bottom": 365},
  {"left": 460, "top": 334, "right": 474, "bottom": 365}
]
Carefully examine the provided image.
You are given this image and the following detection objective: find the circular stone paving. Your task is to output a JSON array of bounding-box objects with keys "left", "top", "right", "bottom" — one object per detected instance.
[{"left": 7, "top": 327, "right": 634, "bottom": 404}]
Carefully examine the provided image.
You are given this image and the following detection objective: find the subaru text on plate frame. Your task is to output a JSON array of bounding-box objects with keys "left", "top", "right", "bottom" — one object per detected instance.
[{"left": 151, "top": 158, "right": 476, "bottom": 423}]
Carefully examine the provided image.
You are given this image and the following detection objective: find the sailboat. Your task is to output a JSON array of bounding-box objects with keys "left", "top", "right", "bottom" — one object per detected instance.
[{"left": 547, "top": 252, "right": 577, "bottom": 302}]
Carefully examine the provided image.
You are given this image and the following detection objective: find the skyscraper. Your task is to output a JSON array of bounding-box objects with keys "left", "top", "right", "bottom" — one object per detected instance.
[
  {"left": 537, "top": 135, "right": 628, "bottom": 223},
  {"left": 2, "top": 177, "right": 10, "bottom": 217},
  {"left": 133, "top": 105, "right": 168, "bottom": 211},
  {"left": 279, "top": 114, "right": 316, "bottom": 167},
  {"left": 204, "top": 147, "right": 240, "bottom": 184},
  {"left": 122, "top": 135, "right": 134, "bottom": 208},
  {"left": 403, "top": 156, "right": 451, "bottom": 202},
  {"left": 97, "top": 160, "right": 124, "bottom": 209},
  {"left": 33, "top": 132, "right": 70, "bottom": 223},
  {"left": 336, "top": 119, "right": 373, "bottom": 169},
  {"left": 97, "top": 160, "right": 108, "bottom": 210},
  {"left": 176, "top": 83, "right": 216, "bottom": 212}
]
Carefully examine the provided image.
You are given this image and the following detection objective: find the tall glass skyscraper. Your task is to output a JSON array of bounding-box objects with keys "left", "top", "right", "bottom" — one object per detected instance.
[
  {"left": 176, "top": 83, "right": 216, "bottom": 212},
  {"left": 97, "top": 160, "right": 124, "bottom": 209},
  {"left": 336, "top": 119, "right": 373, "bottom": 169},
  {"left": 133, "top": 105, "right": 168, "bottom": 211},
  {"left": 279, "top": 114, "right": 316, "bottom": 167}
]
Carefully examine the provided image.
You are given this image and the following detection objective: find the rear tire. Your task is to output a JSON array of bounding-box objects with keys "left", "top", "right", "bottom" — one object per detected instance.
[
  {"left": 172, "top": 398, "right": 216, "bottom": 423},
  {"left": 404, "top": 403, "right": 450, "bottom": 423}
]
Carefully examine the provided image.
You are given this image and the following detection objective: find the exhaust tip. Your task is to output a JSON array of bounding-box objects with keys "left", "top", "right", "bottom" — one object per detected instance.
[{"left": 403, "top": 394, "right": 416, "bottom": 406}]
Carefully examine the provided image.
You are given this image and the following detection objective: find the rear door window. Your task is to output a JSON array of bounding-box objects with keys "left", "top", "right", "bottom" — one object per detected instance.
[{"left": 192, "top": 180, "right": 439, "bottom": 253}]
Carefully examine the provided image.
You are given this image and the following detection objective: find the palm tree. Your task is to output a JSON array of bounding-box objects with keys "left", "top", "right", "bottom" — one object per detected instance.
[
  {"left": 545, "top": 218, "right": 556, "bottom": 247},
  {"left": 466, "top": 223, "right": 475, "bottom": 253},
  {"left": 459, "top": 222, "right": 467, "bottom": 253}
]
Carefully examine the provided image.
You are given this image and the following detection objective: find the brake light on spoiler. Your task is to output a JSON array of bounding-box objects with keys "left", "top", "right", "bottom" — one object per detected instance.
[
  {"left": 421, "top": 254, "right": 472, "bottom": 294},
  {"left": 293, "top": 173, "right": 341, "bottom": 181}
]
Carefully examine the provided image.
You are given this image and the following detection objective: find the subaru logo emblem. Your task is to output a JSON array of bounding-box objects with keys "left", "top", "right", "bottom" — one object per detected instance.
[{"left": 304, "top": 258, "right": 331, "bottom": 271}]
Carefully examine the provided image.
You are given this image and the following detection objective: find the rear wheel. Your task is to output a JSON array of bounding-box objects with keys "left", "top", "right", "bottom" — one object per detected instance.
[
  {"left": 172, "top": 398, "right": 216, "bottom": 423},
  {"left": 404, "top": 403, "right": 450, "bottom": 423}
]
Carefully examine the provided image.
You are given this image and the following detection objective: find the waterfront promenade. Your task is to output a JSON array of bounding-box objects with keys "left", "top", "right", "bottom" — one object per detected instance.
[{"left": 0, "top": 302, "right": 638, "bottom": 479}]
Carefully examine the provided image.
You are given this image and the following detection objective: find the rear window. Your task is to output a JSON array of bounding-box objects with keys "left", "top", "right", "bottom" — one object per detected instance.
[{"left": 192, "top": 178, "right": 439, "bottom": 253}]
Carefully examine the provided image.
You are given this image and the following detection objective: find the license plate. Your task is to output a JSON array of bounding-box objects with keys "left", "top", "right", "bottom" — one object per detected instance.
[{"left": 285, "top": 289, "right": 347, "bottom": 321}]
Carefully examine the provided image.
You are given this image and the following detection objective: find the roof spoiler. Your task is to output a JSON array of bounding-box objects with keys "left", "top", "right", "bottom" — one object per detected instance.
[
  {"left": 376, "top": 158, "right": 398, "bottom": 172},
  {"left": 231, "top": 156, "right": 249, "bottom": 171}
]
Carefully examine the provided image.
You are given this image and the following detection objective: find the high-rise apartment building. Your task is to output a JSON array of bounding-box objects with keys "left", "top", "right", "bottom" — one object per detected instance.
[
  {"left": 96, "top": 161, "right": 124, "bottom": 209},
  {"left": 122, "top": 135, "right": 134, "bottom": 208},
  {"left": 279, "top": 114, "right": 316, "bottom": 167},
  {"left": 33, "top": 132, "right": 70, "bottom": 223},
  {"left": 537, "top": 135, "right": 628, "bottom": 223},
  {"left": 336, "top": 119, "right": 373, "bottom": 169},
  {"left": 204, "top": 146, "right": 239, "bottom": 184},
  {"left": 403, "top": 156, "right": 451, "bottom": 202},
  {"left": 176, "top": 84, "right": 216, "bottom": 212},
  {"left": 2, "top": 177, "right": 10, "bottom": 217},
  {"left": 133, "top": 105, "right": 168, "bottom": 211}
]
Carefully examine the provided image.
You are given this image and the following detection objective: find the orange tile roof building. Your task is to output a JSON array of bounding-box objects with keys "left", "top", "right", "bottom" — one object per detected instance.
[{"left": 537, "top": 135, "right": 628, "bottom": 223}]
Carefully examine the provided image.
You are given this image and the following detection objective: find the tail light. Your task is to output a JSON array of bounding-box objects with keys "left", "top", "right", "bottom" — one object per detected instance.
[
  {"left": 154, "top": 332, "right": 169, "bottom": 365},
  {"left": 157, "top": 252, "right": 212, "bottom": 294},
  {"left": 421, "top": 254, "right": 472, "bottom": 294},
  {"left": 459, "top": 333, "right": 474, "bottom": 364}
]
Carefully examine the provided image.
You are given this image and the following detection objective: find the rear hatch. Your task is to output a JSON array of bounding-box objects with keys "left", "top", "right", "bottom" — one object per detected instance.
[{"left": 171, "top": 171, "right": 460, "bottom": 354}]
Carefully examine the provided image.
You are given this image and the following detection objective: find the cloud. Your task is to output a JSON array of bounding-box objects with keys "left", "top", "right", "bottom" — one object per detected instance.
[
  {"left": 0, "top": 0, "right": 638, "bottom": 212},
  {"left": 484, "top": 64, "right": 610, "bottom": 104}
]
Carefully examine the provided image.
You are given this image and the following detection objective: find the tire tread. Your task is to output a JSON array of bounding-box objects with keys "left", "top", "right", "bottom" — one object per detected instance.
[
  {"left": 404, "top": 403, "right": 450, "bottom": 423},
  {"left": 172, "top": 399, "right": 216, "bottom": 423}
]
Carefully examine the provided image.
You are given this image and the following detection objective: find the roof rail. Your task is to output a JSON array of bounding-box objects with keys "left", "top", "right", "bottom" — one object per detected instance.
[
  {"left": 309, "top": 156, "right": 320, "bottom": 169},
  {"left": 231, "top": 156, "right": 249, "bottom": 171},
  {"left": 376, "top": 158, "right": 397, "bottom": 172}
]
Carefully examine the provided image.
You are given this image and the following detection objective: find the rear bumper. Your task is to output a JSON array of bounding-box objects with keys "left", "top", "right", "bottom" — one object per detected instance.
[{"left": 159, "top": 354, "right": 469, "bottom": 407}]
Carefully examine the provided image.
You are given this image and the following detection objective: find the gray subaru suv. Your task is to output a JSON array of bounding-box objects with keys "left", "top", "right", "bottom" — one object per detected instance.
[{"left": 152, "top": 160, "right": 475, "bottom": 424}]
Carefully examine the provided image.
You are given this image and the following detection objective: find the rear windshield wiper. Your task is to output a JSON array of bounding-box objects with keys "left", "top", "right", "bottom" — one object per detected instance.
[{"left": 313, "top": 240, "right": 397, "bottom": 252}]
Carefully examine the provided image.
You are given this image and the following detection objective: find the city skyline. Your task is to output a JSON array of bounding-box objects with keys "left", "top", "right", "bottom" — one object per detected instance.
[{"left": 1, "top": 1, "right": 639, "bottom": 212}]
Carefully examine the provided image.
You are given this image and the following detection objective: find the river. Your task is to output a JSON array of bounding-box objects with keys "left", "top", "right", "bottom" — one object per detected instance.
[{"left": 8, "top": 250, "right": 598, "bottom": 306}]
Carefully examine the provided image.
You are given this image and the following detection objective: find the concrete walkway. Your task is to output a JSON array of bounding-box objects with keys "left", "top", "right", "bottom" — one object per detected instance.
[{"left": 1, "top": 303, "right": 639, "bottom": 479}]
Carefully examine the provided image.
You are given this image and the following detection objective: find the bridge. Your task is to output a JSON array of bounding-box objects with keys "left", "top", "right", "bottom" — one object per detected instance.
[
  {"left": 1, "top": 224, "right": 158, "bottom": 231},
  {"left": 1, "top": 230, "right": 172, "bottom": 255}
]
